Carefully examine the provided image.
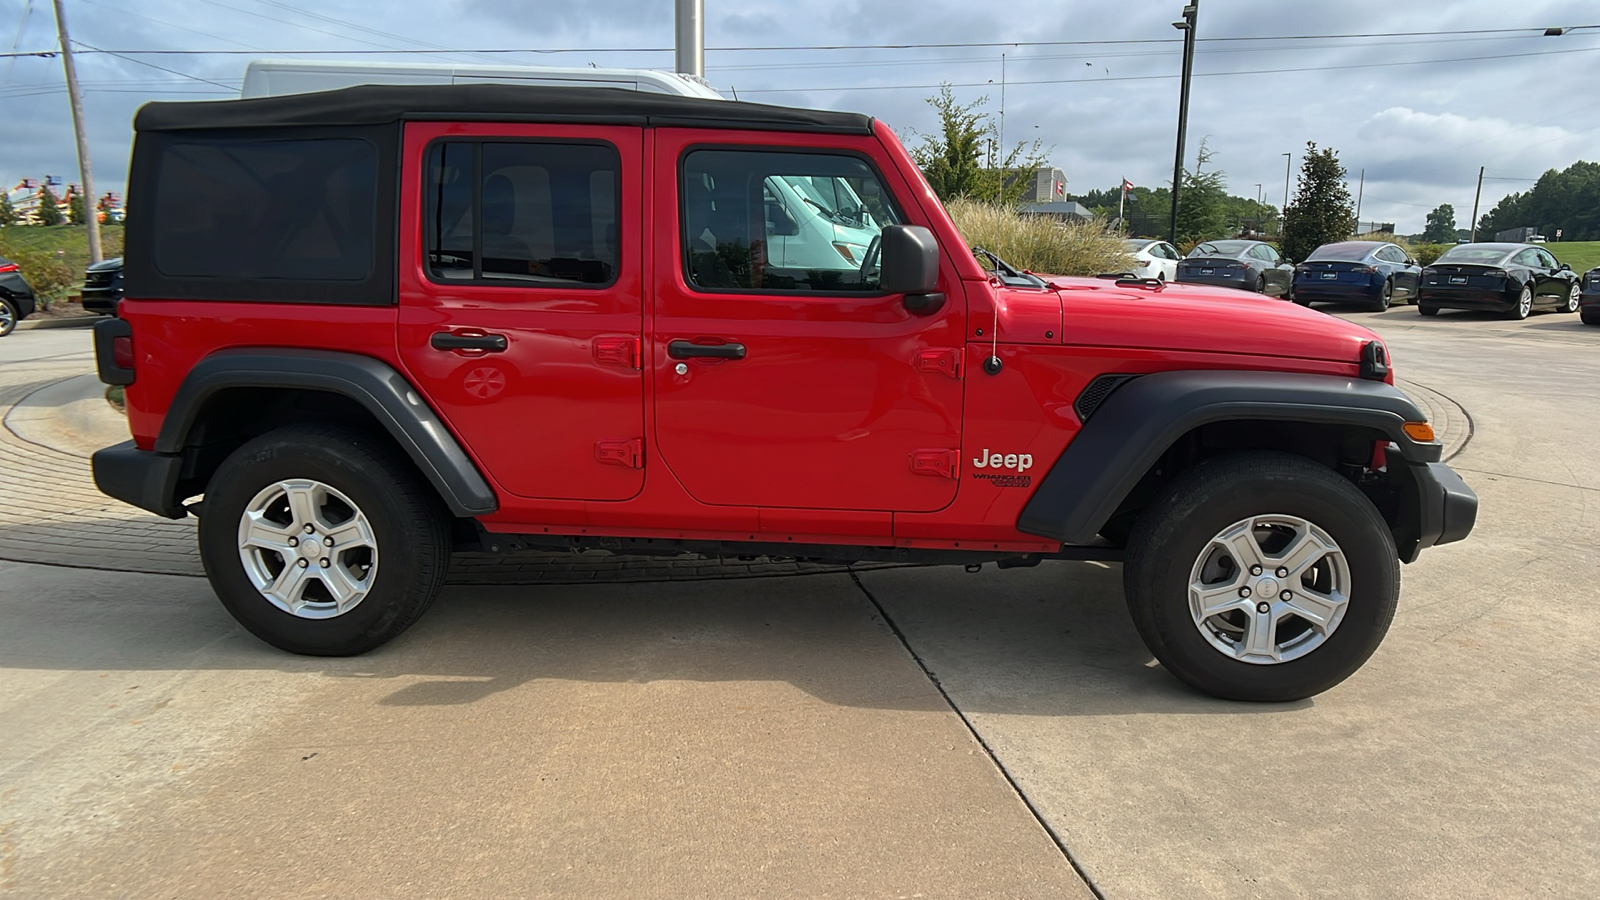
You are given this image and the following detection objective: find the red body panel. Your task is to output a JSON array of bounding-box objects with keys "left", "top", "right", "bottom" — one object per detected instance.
[{"left": 120, "top": 115, "right": 1394, "bottom": 550}]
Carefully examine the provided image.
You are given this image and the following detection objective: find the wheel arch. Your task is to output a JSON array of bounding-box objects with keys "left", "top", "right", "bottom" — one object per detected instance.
[
  {"left": 1017, "top": 370, "right": 1441, "bottom": 549},
  {"left": 155, "top": 349, "right": 497, "bottom": 517}
]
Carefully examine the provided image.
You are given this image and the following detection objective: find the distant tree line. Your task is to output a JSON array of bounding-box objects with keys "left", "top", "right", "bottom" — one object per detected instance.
[{"left": 1476, "top": 160, "right": 1600, "bottom": 241}]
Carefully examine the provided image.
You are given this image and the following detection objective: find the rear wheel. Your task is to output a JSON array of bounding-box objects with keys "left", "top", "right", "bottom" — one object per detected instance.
[
  {"left": 198, "top": 424, "right": 450, "bottom": 656},
  {"left": 1582, "top": 309, "right": 1600, "bottom": 326},
  {"left": 0, "top": 298, "right": 16, "bottom": 337},
  {"left": 1506, "top": 284, "right": 1533, "bottom": 320},
  {"left": 1255, "top": 275, "right": 1267, "bottom": 294},
  {"left": 1123, "top": 452, "right": 1399, "bottom": 702},
  {"left": 1374, "top": 278, "right": 1393, "bottom": 312},
  {"left": 1418, "top": 304, "right": 1439, "bottom": 317}
]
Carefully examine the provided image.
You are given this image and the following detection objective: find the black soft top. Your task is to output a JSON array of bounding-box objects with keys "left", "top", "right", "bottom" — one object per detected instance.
[{"left": 134, "top": 83, "right": 875, "bottom": 135}]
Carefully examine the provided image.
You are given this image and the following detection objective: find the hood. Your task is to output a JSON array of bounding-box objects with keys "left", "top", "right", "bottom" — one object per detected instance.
[
  {"left": 1038, "top": 276, "right": 1380, "bottom": 365},
  {"left": 86, "top": 257, "right": 124, "bottom": 273}
]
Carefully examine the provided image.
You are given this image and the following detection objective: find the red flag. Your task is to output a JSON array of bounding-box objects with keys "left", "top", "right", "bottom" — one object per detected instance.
[
  {"left": 1054, "top": 180, "right": 1065, "bottom": 196},
  {"left": 1121, "top": 178, "right": 1135, "bottom": 191}
]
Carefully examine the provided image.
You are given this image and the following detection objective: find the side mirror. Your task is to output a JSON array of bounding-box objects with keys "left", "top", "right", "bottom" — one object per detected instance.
[
  {"left": 880, "top": 224, "right": 944, "bottom": 316},
  {"left": 1559, "top": 262, "right": 1571, "bottom": 271}
]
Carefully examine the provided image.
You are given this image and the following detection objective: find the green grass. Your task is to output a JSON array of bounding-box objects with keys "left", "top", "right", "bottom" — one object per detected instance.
[{"left": 1549, "top": 241, "right": 1600, "bottom": 274}]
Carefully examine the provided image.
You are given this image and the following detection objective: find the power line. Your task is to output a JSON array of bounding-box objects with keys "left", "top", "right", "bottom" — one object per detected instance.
[
  {"left": 733, "top": 44, "right": 1600, "bottom": 94},
  {"left": 72, "top": 40, "right": 236, "bottom": 90}
]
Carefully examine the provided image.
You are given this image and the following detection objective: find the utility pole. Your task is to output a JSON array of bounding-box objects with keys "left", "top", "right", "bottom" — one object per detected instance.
[
  {"left": 1469, "top": 165, "right": 1485, "bottom": 242},
  {"left": 52, "top": 0, "right": 101, "bottom": 264},
  {"left": 1354, "top": 168, "right": 1364, "bottom": 236},
  {"left": 998, "top": 52, "right": 1006, "bottom": 201},
  {"left": 1254, "top": 183, "right": 1262, "bottom": 235},
  {"left": 1281, "top": 151, "right": 1292, "bottom": 234},
  {"left": 674, "top": 0, "right": 704, "bottom": 79},
  {"left": 1167, "top": 1, "right": 1199, "bottom": 245}
]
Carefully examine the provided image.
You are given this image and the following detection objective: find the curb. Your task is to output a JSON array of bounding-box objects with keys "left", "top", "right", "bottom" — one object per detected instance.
[{"left": 16, "top": 315, "right": 99, "bottom": 331}]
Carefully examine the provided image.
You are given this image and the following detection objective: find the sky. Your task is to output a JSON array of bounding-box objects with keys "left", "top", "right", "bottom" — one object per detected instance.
[{"left": 2, "top": 0, "right": 1597, "bottom": 234}]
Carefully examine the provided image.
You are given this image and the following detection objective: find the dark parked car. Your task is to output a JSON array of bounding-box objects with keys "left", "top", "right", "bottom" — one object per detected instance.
[
  {"left": 1581, "top": 267, "right": 1598, "bottom": 325},
  {"left": 1292, "top": 240, "right": 1421, "bottom": 311},
  {"left": 1417, "top": 243, "right": 1581, "bottom": 319},
  {"left": 1176, "top": 240, "right": 1293, "bottom": 297},
  {"left": 82, "top": 257, "right": 124, "bottom": 316},
  {"left": 0, "top": 255, "right": 39, "bottom": 337}
]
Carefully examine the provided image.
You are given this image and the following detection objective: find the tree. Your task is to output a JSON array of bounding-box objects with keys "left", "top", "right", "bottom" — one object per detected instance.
[
  {"left": 1477, "top": 160, "right": 1600, "bottom": 241},
  {"left": 1173, "top": 139, "right": 1228, "bottom": 244},
  {"left": 1422, "top": 204, "right": 1457, "bottom": 243},
  {"left": 35, "top": 186, "right": 64, "bottom": 226},
  {"left": 1280, "top": 142, "right": 1355, "bottom": 263},
  {"left": 911, "top": 84, "right": 1048, "bottom": 204},
  {"left": 0, "top": 193, "right": 15, "bottom": 227},
  {"left": 68, "top": 191, "right": 87, "bottom": 226}
]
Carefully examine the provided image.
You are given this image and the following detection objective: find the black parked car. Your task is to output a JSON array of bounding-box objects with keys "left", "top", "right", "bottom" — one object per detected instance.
[
  {"left": 82, "top": 257, "right": 124, "bottom": 316},
  {"left": 1292, "top": 240, "right": 1421, "bottom": 311},
  {"left": 1176, "top": 240, "right": 1294, "bottom": 297},
  {"left": 1418, "top": 243, "right": 1581, "bottom": 319},
  {"left": 0, "top": 255, "right": 39, "bottom": 337},
  {"left": 1581, "top": 266, "right": 1599, "bottom": 326}
]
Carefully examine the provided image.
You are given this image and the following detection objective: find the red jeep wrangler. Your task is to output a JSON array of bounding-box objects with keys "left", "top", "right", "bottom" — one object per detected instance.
[{"left": 92, "top": 85, "right": 1476, "bottom": 701}]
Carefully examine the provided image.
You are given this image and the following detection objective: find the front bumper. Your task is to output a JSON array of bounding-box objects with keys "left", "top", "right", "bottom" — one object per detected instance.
[
  {"left": 81, "top": 286, "right": 121, "bottom": 315},
  {"left": 92, "top": 441, "right": 189, "bottom": 519},
  {"left": 1399, "top": 461, "right": 1478, "bottom": 563}
]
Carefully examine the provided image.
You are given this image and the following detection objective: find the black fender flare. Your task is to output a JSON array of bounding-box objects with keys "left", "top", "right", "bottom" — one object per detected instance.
[
  {"left": 1016, "top": 370, "right": 1440, "bottom": 545},
  {"left": 155, "top": 348, "right": 497, "bottom": 516}
]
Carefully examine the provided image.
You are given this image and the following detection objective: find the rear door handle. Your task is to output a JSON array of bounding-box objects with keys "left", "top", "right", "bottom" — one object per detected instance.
[
  {"left": 668, "top": 340, "right": 746, "bottom": 360},
  {"left": 431, "top": 331, "right": 507, "bottom": 352}
]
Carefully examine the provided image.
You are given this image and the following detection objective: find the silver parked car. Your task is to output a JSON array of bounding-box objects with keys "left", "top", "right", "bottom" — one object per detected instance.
[{"left": 1176, "top": 240, "right": 1294, "bottom": 298}]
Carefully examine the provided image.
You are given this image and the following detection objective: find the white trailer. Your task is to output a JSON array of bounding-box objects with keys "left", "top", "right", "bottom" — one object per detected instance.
[{"left": 241, "top": 59, "right": 722, "bottom": 100}]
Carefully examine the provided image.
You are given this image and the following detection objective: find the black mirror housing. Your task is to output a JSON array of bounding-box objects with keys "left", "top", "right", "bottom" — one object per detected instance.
[{"left": 880, "top": 224, "right": 940, "bottom": 294}]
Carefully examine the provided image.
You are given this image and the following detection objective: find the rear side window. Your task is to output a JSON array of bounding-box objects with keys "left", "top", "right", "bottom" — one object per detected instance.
[
  {"left": 426, "top": 141, "right": 620, "bottom": 286},
  {"left": 151, "top": 138, "right": 377, "bottom": 281}
]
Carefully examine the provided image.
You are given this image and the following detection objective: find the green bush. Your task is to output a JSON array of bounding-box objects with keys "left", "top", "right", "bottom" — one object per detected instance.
[
  {"left": 1409, "top": 243, "right": 1450, "bottom": 266},
  {"left": 945, "top": 198, "right": 1132, "bottom": 277},
  {"left": 0, "top": 236, "right": 74, "bottom": 308}
]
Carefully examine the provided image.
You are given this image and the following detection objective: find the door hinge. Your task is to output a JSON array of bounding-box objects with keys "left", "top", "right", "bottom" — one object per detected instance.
[
  {"left": 595, "top": 438, "right": 643, "bottom": 468},
  {"left": 915, "top": 348, "right": 962, "bottom": 379},
  {"left": 909, "top": 448, "right": 959, "bottom": 479},
  {"left": 593, "top": 336, "right": 641, "bottom": 370}
]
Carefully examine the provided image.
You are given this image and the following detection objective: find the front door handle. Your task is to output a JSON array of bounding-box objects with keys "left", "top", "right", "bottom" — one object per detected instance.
[
  {"left": 431, "top": 331, "right": 508, "bottom": 353},
  {"left": 668, "top": 340, "right": 746, "bottom": 360}
]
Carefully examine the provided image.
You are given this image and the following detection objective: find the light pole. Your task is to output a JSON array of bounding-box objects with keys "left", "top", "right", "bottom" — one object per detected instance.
[
  {"left": 1281, "top": 152, "right": 1292, "bottom": 234},
  {"left": 1167, "top": 2, "right": 1199, "bottom": 245},
  {"left": 1255, "top": 183, "right": 1262, "bottom": 234}
]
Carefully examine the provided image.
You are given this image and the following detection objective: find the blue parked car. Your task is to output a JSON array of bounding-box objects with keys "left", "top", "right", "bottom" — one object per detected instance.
[{"left": 1292, "top": 241, "right": 1421, "bottom": 311}]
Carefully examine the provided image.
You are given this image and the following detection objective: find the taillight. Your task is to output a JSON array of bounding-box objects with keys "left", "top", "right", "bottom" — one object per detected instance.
[
  {"left": 0, "top": 263, "right": 18, "bottom": 273},
  {"left": 112, "top": 335, "right": 134, "bottom": 370},
  {"left": 1351, "top": 265, "right": 1376, "bottom": 274}
]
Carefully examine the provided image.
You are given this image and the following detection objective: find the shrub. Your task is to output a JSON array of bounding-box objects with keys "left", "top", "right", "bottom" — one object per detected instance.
[
  {"left": 0, "top": 237, "right": 74, "bottom": 309},
  {"left": 944, "top": 198, "right": 1132, "bottom": 277},
  {"left": 1410, "top": 243, "right": 1450, "bottom": 266}
]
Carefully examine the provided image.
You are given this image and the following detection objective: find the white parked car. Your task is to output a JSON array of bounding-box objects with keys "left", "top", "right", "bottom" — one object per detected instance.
[{"left": 1123, "top": 239, "right": 1182, "bottom": 281}]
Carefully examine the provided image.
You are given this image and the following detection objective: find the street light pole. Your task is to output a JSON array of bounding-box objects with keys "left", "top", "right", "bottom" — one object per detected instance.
[
  {"left": 1167, "top": 2, "right": 1199, "bottom": 245},
  {"left": 674, "top": 0, "right": 704, "bottom": 78},
  {"left": 52, "top": 0, "right": 102, "bottom": 264},
  {"left": 1254, "top": 183, "right": 1262, "bottom": 234}
]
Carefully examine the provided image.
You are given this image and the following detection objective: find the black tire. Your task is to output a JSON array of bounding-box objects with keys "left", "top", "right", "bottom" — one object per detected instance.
[
  {"left": 1418, "top": 304, "right": 1439, "bottom": 317},
  {"left": 1558, "top": 283, "right": 1580, "bottom": 314},
  {"left": 1506, "top": 284, "right": 1533, "bottom": 320},
  {"left": 0, "top": 297, "right": 16, "bottom": 337},
  {"left": 1123, "top": 451, "right": 1399, "bottom": 702},
  {"left": 1255, "top": 275, "right": 1267, "bottom": 294},
  {"left": 198, "top": 424, "right": 450, "bottom": 656},
  {"left": 1374, "top": 278, "right": 1393, "bottom": 312},
  {"left": 1582, "top": 309, "right": 1600, "bottom": 326}
]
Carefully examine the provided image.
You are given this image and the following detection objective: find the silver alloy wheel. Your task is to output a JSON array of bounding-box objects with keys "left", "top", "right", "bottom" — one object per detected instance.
[
  {"left": 1187, "top": 514, "right": 1351, "bottom": 665},
  {"left": 1518, "top": 285, "right": 1533, "bottom": 317},
  {"left": 0, "top": 300, "right": 14, "bottom": 336},
  {"left": 1566, "top": 284, "right": 1581, "bottom": 313},
  {"left": 237, "top": 478, "right": 379, "bottom": 618}
]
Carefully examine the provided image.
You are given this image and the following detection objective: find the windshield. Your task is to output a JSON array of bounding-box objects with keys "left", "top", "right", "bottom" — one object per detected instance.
[
  {"left": 1435, "top": 246, "right": 1513, "bottom": 265},
  {"left": 972, "top": 247, "right": 1047, "bottom": 289},
  {"left": 1306, "top": 242, "right": 1376, "bottom": 261},
  {"left": 1187, "top": 240, "right": 1251, "bottom": 257}
]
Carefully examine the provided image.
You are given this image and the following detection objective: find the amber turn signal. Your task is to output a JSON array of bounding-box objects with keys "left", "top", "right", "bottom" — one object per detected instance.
[{"left": 1402, "top": 422, "right": 1436, "bottom": 442}]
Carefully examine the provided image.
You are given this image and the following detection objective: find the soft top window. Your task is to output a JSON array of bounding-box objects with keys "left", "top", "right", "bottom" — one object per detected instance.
[{"left": 151, "top": 138, "right": 378, "bottom": 282}]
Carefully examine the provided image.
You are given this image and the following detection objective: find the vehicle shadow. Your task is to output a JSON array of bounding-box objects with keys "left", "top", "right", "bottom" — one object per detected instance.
[{"left": 0, "top": 556, "right": 1298, "bottom": 717}]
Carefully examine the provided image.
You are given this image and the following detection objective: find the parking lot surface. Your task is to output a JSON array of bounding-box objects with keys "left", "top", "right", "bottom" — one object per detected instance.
[{"left": 2, "top": 305, "right": 1597, "bottom": 897}]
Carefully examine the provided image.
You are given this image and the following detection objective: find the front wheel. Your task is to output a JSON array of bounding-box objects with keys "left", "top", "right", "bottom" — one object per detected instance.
[
  {"left": 0, "top": 298, "right": 16, "bottom": 337},
  {"left": 1123, "top": 452, "right": 1399, "bottom": 702},
  {"left": 1560, "top": 283, "right": 1580, "bottom": 313},
  {"left": 198, "top": 424, "right": 450, "bottom": 656}
]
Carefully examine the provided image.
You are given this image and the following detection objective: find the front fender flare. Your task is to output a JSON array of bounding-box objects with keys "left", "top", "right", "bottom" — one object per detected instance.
[{"left": 1017, "top": 370, "right": 1439, "bottom": 545}]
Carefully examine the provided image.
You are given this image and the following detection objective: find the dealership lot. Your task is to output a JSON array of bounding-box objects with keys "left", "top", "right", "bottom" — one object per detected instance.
[{"left": 2, "top": 307, "right": 1596, "bottom": 898}]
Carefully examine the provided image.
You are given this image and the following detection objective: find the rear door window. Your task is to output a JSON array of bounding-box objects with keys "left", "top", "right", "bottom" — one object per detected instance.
[{"left": 426, "top": 141, "right": 621, "bottom": 286}]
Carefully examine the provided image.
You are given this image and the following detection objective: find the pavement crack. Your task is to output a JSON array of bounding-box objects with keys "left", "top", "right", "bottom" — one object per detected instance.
[
  {"left": 1451, "top": 467, "right": 1600, "bottom": 493},
  {"left": 848, "top": 567, "right": 1110, "bottom": 900}
]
